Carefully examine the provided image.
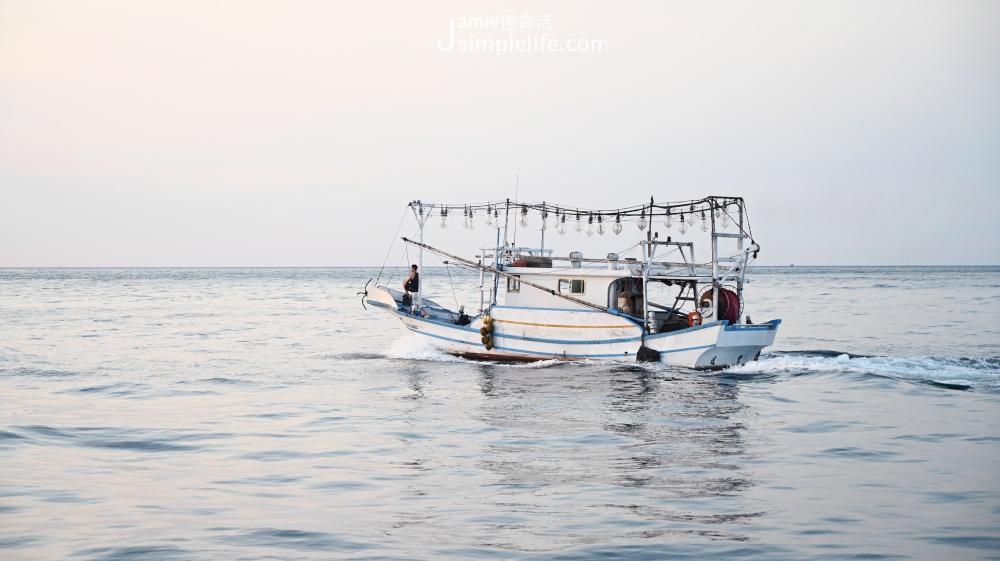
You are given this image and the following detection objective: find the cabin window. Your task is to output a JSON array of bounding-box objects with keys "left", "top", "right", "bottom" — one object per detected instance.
[
  {"left": 559, "top": 278, "right": 586, "bottom": 294},
  {"left": 507, "top": 275, "right": 521, "bottom": 293}
]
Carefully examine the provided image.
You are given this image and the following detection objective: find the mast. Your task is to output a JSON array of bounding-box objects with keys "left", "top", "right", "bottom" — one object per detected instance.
[
  {"left": 710, "top": 196, "right": 719, "bottom": 322},
  {"left": 642, "top": 199, "right": 652, "bottom": 333},
  {"left": 496, "top": 199, "right": 511, "bottom": 306},
  {"left": 478, "top": 250, "right": 485, "bottom": 314},
  {"left": 409, "top": 201, "right": 431, "bottom": 312},
  {"left": 738, "top": 199, "right": 745, "bottom": 316},
  {"left": 493, "top": 200, "right": 510, "bottom": 307}
]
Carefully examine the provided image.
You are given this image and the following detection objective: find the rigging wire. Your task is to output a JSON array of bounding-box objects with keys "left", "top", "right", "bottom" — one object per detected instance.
[
  {"left": 376, "top": 207, "right": 410, "bottom": 285},
  {"left": 444, "top": 263, "right": 461, "bottom": 311},
  {"left": 444, "top": 261, "right": 487, "bottom": 288},
  {"left": 385, "top": 225, "right": 419, "bottom": 286},
  {"left": 386, "top": 248, "right": 408, "bottom": 285},
  {"left": 407, "top": 196, "right": 757, "bottom": 256},
  {"left": 743, "top": 203, "right": 757, "bottom": 244},
  {"left": 409, "top": 195, "right": 738, "bottom": 219}
]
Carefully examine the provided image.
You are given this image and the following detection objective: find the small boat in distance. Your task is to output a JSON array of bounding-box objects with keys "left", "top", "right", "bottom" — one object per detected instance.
[{"left": 364, "top": 196, "right": 780, "bottom": 369}]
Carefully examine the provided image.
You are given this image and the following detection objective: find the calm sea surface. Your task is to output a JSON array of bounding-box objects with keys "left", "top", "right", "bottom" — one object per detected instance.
[{"left": 1, "top": 267, "right": 998, "bottom": 560}]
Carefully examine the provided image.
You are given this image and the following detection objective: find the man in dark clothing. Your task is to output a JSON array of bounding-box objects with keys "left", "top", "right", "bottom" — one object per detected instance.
[{"left": 403, "top": 265, "right": 419, "bottom": 294}]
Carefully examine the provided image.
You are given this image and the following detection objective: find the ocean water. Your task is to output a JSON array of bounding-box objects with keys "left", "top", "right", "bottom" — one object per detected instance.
[{"left": 1, "top": 266, "right": 998, "bottom": 560}]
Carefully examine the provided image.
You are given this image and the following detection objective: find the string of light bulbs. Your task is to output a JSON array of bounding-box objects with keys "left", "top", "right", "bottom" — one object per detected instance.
[{"left": 409, "top": 196, "right": 748, "bottom": 238}]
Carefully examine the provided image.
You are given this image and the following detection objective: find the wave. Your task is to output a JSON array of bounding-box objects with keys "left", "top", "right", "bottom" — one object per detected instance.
[
  {"left": 6, "top": 425, "right": 229, "bottom": 454},
  {"left": 385, "top": 335, "right": 472, "bottom": 362},
  {"left": 58, "top": 382, "right": 148, "bottom": 397},
  {"left": 727, "top": 351, "right": 1000, "bottom": 391},
  {"left": 1, "top": 367, "right": 84, "bottom": 378},
  {"left": 370, "top": 336, "right": 1000, "bottom": 389},
  {"left": 321, "top": 352, "right": 387, "bottom": 361}
]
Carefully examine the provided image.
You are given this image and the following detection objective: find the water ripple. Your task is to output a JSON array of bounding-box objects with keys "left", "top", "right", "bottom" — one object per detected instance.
[
  {"left": 215, "top": 527, "right": 373, "bottom": 552},
  {"left": 0, "top": 267, "right": 997, "bottom": 560}
]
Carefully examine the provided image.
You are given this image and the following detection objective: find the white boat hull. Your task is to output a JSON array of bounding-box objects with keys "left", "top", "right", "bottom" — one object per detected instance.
[{"left": 366, "top": 286, "right": 779, "bottom": 369}]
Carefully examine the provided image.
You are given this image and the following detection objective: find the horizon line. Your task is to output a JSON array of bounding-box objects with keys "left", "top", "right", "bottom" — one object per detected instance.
[{"left": 1, "top": 265, "right": 997, "bottom": 269}]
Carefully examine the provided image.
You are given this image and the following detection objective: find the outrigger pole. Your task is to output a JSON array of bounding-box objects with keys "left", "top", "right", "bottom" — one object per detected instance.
[{"left": 401, "top": 237, "right": 641, "bottom": 322}]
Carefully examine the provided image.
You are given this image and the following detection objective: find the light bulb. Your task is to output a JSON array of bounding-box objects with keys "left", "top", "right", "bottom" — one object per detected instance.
[
  {"left": 519, "top": 205, "right": 529, "bottom": 228},
  {"left": 493, "top": 208, "right": 499, "bottom": 227},
  {"left": 485, "top": 206, "right": 494, "bottom": 227},
  {"left": 720, "top": 212, "right": 730, "bottom": 228},
  {"left": 715, "top": 205, "right": 721, "bottom": 218},
  {"left": 637, "top": 214, "right": 647, "bottom": 231},
  {"left": 613, "top": 214, "right": 622, "bottom": 235},
  {"left": 558, "top": 214, "right": 567, "bottom": 235},
  {"left": 700, "top": 210, "right": 708, "bottom": 232},
  {"left": 679, "top": 219, "right": 689, "bottom": 235},
  {"left": 585, "top": 214, "right": 594, "bottom": 236},
  {"left": 468, "top": 208, "right": 475, "bottom": 230},
  {"left": 687, "top": 205, "right": 695, "bottom": 226},
  {"left": 439, "top": 208, "right": 448, "bottom": 229},
  {"left": 462, "top": 207, "right": 469, "bottom": 229},
  {"left": 597, "top": 215, "right": 605, "bottom": 235},
  {"left": 551, "top": 209, "right": 560, "bottom": 229},
  {"left": 664, "top": 212, "right": 673, "bottom": 229},
  {"left": 541, "top": 210, "right": 548, "bottom": 230},
  {"left": 575, "top": 213, "right": 583, "bottom": 233}
]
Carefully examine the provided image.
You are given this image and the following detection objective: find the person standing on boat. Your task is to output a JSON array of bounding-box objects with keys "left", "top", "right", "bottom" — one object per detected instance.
[{"left": 403, "top": 265, "right": 419, "bottom": 295}]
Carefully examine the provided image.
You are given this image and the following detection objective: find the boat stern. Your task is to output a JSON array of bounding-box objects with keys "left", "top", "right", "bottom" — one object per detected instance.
[
  {"left": 690, "top": 320, "right": 781, "bottom": 368},
  {"left": 645, "top": 319, "right": 780, "bottom": 369}
]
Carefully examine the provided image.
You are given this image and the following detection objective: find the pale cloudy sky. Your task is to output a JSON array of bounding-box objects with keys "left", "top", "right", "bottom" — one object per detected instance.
[{"left": 1, "top": 1, "right": 998, "bottom": 266}]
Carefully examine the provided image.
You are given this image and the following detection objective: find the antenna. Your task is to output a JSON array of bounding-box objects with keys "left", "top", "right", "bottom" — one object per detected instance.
[
  {"left": 512, "top": 174, "right": 519, "bottom": 246},
  {"left": 540, "top": 199, "right": 545, "bottom": 252}
]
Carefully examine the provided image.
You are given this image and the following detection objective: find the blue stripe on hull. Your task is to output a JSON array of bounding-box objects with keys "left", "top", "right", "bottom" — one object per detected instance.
[
  {"left": 658, "top": 344, "right": 715, "bottom": 355},
  {"left": 496, "top": 333, "right": 641, "bottom": 345},
  {"left": 405, "top": 325, "right": 635, "bottom": 359}
]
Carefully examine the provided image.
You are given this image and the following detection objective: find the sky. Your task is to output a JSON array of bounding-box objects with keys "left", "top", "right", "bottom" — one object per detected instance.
[{"left": 1, "top": 0, "right": 998, "bottom": 266}]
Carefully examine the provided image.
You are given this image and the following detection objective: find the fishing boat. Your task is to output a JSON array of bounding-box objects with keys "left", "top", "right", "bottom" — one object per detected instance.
[{"left": 363, "top": 196, "right": 780, "bottom": 369}]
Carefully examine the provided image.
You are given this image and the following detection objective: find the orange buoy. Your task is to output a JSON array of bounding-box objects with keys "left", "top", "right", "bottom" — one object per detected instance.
[{"left": 687, "top": 311, "right": 703, "bottom": 327}]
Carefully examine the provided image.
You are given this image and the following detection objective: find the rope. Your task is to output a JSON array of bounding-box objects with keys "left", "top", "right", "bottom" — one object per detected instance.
[
  {"left": 386, "top": 249, "right": 407, "bottom": 286},
  {"left": 394, "top": 196, "right": 737, "bottom": 221},
  {"left": 385, "top": 226, "right": 420, "bottom": 286},
  {"left": 445, "top": 262, "right": 486, "bottom": 287},
  {"left": 376, "top": 207, "right": 410, "bottom": 285},
  {"left": 444, "top": 263, "right": 461, "bottom": 311},
  {"left": 743, "top": 204, "right": 756, "bottom": 244}
]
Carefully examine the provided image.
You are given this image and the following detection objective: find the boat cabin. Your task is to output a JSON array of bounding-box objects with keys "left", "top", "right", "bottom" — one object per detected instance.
[{"left": 499, "top": 247, "right": 698, "bottom": 334}]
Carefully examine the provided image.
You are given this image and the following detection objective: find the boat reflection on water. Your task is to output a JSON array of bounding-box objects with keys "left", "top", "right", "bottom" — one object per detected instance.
[{"left": 470, "top": 363, "right": 763, "bottom": 547}]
